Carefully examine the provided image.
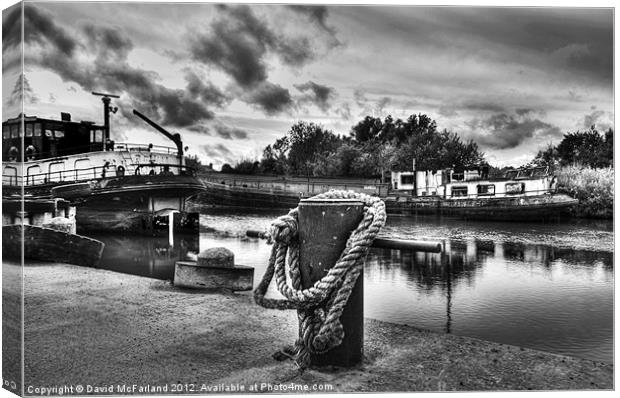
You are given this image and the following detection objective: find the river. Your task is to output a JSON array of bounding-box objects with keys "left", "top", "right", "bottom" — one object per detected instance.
[{"left": 86, "top": 209, "right": 614, "bottom": 364}]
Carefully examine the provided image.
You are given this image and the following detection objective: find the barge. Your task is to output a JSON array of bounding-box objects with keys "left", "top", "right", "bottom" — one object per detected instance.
[
  {"left": 2, "top": 93, "right": 204, "bottom": 233},
  {"left": 194, "top": 166, "right": 577, "bottom": 222},
  {"left": 385, "top": 167, "right": 578, "bottom": 220}
]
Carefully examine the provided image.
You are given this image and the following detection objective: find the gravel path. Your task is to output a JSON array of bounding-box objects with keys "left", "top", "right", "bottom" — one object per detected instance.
[{"left": 8, "top": 261, "right": 612, "bottom": 393}]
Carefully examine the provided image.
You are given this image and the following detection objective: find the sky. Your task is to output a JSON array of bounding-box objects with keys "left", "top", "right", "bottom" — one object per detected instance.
[{"left": 1, "top": 1, "right": 614, "bottom": 169}]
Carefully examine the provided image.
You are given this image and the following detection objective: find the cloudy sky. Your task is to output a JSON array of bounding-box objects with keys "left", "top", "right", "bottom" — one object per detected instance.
[{"left": 2, "top": 1, "right": 614, "bottom": 168}]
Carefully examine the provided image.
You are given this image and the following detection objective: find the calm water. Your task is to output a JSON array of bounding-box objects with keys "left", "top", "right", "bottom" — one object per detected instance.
[{"left": 86, "top": 209, "right": 614, "bottom": 364}]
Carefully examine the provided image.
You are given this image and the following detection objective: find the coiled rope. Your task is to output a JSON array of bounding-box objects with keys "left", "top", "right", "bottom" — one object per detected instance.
[{"left": 254, "top": 190, "right": 386, "bottom": 369}]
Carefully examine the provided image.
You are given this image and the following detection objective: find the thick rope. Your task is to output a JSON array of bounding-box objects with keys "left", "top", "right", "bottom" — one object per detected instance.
[{"left": 254, "top": 190, "right": 386, "bottom": 369}]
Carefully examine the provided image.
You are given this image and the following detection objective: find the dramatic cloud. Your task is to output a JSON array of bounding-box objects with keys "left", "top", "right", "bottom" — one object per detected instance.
[
  {"left": 516, "top": 108, "right": 536, "bottom": 116},
  {"left": 212, "top": 122, "right": 249, "bottom": 140},
  {"left": 199, "top": 143, "right": 233, "bottom": 162},
  {"left": 295, "top": 81, "right": 336, "bottom": 112},
  {"left": 185, "top": 71, "right": 231, "bottom": 108},
  {"left": 3, "top": 5, "right": 77, "bottom": 57},
  {"left": 18, "top": 4, "right": 224, "bottom": 128},
  {"left": 353, "top": 89, "right": 392, "bottom": 116},
  {"left": 462, "top": 101, "right": 505, "bottom": 113},
  {"left": 83, "top": 24, "right": 133, "bottom": 60},
  {"left": 467, "top": 112, "right": 562, "bottom": 149},
  {"left": 336, "top": 103, "right": 352, "bottom": 120},
  {"left": 189, "top": 5, "right": 317, "bottom": 88},
  {"left": 286, "top": 5, "right": 340, "bottom": 45},
  {"left": 243, "top": 81, "right": 293, "bottom": 115},
  {"left": 187, "top": 121, "right": 249, "bottom": 140},
  {"left": 582, "top": 110, "right": 605, "bottom": 130}
]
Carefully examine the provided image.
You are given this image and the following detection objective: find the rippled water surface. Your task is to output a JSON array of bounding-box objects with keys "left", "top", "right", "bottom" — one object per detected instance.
[{"left": 88, "top": 209, "right": 614, "bottom": 364}]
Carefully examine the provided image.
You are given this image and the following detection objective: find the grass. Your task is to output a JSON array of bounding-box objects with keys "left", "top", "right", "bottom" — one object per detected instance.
[{"left": 556, "top": 165, "right": 614, "bottom": 219}]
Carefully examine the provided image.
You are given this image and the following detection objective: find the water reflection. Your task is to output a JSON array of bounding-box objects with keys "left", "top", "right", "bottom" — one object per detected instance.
[
  {"left": 89, "top": 233, "right": 199, "bottom": 280},
  {"left": 364, "top": 239, "right": 613, "bottom": 363},
  {"left": 86, "top": 211, "right": 613, "bottom": 364}
]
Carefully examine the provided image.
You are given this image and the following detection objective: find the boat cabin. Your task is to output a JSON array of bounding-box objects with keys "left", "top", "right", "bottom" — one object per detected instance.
[
  {"left": 391, "top": 167, "right": 556, "bottom": 199},
  {"left": 2, "top": 113, "right": 185, "bottom": 189},
  {"left": 2, "top": 113, "right": 108, "bottom": 162}
]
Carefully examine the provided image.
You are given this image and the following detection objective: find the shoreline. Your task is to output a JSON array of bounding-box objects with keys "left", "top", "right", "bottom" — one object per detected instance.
[{"left": 6, "top": 261, "right": 614, "bottom": 392}]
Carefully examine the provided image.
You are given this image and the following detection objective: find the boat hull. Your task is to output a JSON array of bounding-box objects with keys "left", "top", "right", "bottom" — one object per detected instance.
[
  {"left": 3, "top": 174, "right": 205, "bottom": 233},
  {"left": 386, "top": 194, "right": 578, "bottom": 221},
  {"left": 2, "top": 224, "right": 105, "bottom": 267},
  {"left": 195, "top": 181, "right": 578, "bottom": 222},
  {"left": 191, "top": 180, "right": 302, "bottom": 210}
]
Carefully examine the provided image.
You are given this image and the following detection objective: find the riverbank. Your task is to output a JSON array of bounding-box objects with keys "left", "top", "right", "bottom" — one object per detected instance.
[
  {"left": 556, "top": 166, "right": 613, "bottom": 219},
  {"left": 13, "top": 261, "right": 613, "bottom": 392}
]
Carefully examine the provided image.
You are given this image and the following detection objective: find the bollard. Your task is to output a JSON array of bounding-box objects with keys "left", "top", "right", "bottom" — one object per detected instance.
[
  {"left": 298, "top": 198, "right": 365, "bottom": 367},
  {"left": 174, "top": 247, "right": 254, "bottom": 291}
]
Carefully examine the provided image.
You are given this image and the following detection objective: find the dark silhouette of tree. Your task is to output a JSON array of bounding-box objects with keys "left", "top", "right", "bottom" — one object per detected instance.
[
  {"left": 257, "top": 114, "right": 486, "bottom": 177},
  {"left": 184, "top": 154, "right": 203, "bottom": 171},
  {"left": 556, "top": 128, "right": 612, "bottom": 168}
]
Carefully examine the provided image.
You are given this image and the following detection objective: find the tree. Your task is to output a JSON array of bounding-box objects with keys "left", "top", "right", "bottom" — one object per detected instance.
[
  {"left": 184, "top": 154, "right": 203, "bottom": 172},
  {"left": 556, "top": 128, "right": 612, "bottom": 168},
  {"left": 529, "top": 143, "right": 559, "bottom": 170}
]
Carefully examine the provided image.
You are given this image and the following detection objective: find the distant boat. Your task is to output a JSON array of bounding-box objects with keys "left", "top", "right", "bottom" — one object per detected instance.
[
  {"left": 1, "top": 93, "right": 205, "bottom": 233},
  {"left": 192, "top": 166, "right": 577, "bottom": 222},
  {"left": 385, "top": 166, "right": 578, "bottom": 221}
]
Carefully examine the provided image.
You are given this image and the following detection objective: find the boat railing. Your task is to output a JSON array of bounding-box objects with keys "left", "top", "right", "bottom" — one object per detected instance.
[
  {"left": 4, "top": 163, "right": 195, "bottom": 187},
  {"left": 114, "top": 142, "right": 179, "bottom": 155}
]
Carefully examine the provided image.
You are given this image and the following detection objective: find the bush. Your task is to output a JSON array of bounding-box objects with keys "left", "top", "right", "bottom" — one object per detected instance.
[{"left": 556, "top": 166, "right": 613, "bottom": 219}]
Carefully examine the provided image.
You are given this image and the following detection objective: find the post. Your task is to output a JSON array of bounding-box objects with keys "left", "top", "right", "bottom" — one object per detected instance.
[
  {"left": 102, "top": 95, "right": 111, "bottom": 148},
  {"left": 298, "top": 198, "right": 364, "bottom": 367}
]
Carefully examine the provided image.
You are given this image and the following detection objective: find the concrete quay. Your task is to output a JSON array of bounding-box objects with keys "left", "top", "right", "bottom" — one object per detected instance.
[{"left": 6, "top": 261, "right": 613, "bottom": 393}]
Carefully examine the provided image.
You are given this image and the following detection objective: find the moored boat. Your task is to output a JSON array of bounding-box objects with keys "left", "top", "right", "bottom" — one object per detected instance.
[
  {"left": 384, "top": 166, "right": 578, "bottom": 220},
  {"left": 1, "top": 93, "right": 205, "bottom": 233},
  {"left": 192, "top": 166, "right": 577, "bottom": 222}
]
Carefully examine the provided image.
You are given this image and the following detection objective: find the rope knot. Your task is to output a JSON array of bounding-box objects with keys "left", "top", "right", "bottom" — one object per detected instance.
[{"left": 269, "top": 210, "right": 298, "bottom": 245}]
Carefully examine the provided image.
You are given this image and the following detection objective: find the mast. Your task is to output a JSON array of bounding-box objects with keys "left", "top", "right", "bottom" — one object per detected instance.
[{"left": 92, "top": 92, "right": 120, "bottom": 151}]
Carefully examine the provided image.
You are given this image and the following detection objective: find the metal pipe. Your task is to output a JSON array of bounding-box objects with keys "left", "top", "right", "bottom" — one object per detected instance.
[
  {"left": 372, "top": 238, "right": 442, "bottom": 252},
  {"left": 246, "top": 230, "right": 442, "bottom": 252}
]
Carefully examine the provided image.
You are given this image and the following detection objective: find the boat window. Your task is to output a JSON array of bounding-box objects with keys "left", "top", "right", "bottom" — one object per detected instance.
[
  {"left": 25, "top": 123, "right": 34, "bottom": 137},
  {"left": 506, "top": 182, "right": 525, "bottom": 194},
  {"left": 49, "top": 162, "right": 65, "bottom": 182},
  {"left": 451, "top": 186, "right": 468, "bottom": 197},
  {"left": 34, "top": 123, "right": 42, "bottom": 136},
  {"left": 400, "top": 175, "right": 414, "bottom": 185},
  {"left": 27, "top": 165, "right": 41, "bottom": 175},
  {"left": 2, "top": 166, "right": 18, "bottom": 185},
  {"left": 10, "top": 124, "right": 18, "bottom": 138},
  {"left": 45, "top": 129, "right": 53, "bottom": 138},
  {"left": 2, "top": 125, "right": 9, "bottom": 139},
  {"left": 26, "top": 165, "right": 42, "bottom": 185},
  {"left": 74, "top": 158, "right": 93, "bottom": 180},
  {"left": 91, "top": 129, "right": 103, "bottom": 142},
  {"left": 477, "top": 184, "right": 495, "bottom": 196},
  {"left": 54, "top": 130, "right": 65, "bottom": 138}
]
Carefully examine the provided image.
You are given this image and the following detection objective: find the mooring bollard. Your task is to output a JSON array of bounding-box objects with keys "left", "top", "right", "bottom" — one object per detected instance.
[
  {"left": 298, "top": 198, "right": 365, "bottom": 367},
  {"left": 174, "top": 247, "right": 254, "bottom": 291}
]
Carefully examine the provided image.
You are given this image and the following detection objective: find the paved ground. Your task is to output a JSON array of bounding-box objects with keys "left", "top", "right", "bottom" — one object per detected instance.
[{"left": 6, "top": 261, "right": 613, "bottom": 393}]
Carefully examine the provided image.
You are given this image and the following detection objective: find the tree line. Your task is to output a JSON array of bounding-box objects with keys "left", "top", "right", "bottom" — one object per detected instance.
[
  {"left": 211, "top": 116, "right": 613, "bottom": 178},
  {"left": 221, "top": 114, "right": 485, "bottom": 180},
  {"left": 529, "top": 127, "right": 613, "bottom": 170}
]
